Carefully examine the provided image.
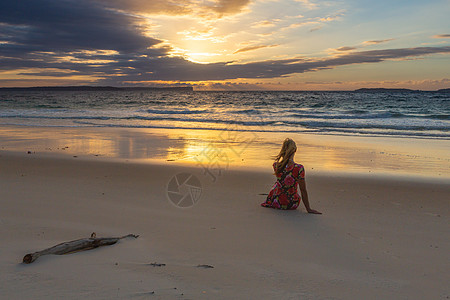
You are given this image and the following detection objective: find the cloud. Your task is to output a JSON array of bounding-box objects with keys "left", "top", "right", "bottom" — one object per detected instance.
[
  {"left": 93, "top": 46, "right": 450, "bottom": 82},
  {"left": 1, "top": 1, "right": 449, "bottom": 86},
  {"left": 251, "top": 20, "right": 277, "bottom": 28},
  {"left": 293, "top": 0, "right": 318, "bottom": 10},
  {"left": 189, "top": 77, "right": 450, "bottom": 91},
  {"left": 0, "top": 0, "right": 162, "bottom": 55},
  {"left": 432, "top": 34, "right": 450, "bottom": 39},
  {"left": 3, "top": 43, "right": 450, "bottom": 83},
  {"left": 363, "top": 38, "right": 395, "bottom": 45},
  {"left": 177, "top": 27, "right": 227, "bottom": 43},
  {"left": 96, "top": 0, "right": 252, "bottom": 18},
  {"left": 95, "top": 0, "right": 193, "bottom": 15},
  {"left": 335, "top": 46, "right": 357, "bottom": 51},
  {"left": 333, "top": 38, "right": 394, "bottom": 52},
  {"left": 285, "top": 11, "right": 344, "bottom": 31},
  {"left": 211, "top": 0, "right": 252, "bottom": 15},
  {"left": 234, "top": 44, "right": 279, "bottom": 54},
  {"left": 298, "top": 78, "right": 450, "bottom": 91}
]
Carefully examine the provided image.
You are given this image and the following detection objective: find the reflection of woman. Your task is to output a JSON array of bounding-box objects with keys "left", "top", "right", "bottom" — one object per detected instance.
[{"left": 261, "top": 138, "right": 321, "bottom": 214}]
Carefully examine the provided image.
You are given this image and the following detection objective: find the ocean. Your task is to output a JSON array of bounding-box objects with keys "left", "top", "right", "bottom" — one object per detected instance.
[{"left": 0, "top": 90, "right": 449, "bottom": 139}]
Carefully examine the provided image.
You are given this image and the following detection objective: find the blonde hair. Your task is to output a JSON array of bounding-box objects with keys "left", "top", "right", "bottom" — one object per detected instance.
[{"left": 274, "top": 138, "right": 297, "bottom": 174}]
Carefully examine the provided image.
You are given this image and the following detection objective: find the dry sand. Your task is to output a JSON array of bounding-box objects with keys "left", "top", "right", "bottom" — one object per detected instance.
[{"left": 0, "top": 151, "right": 449, "bottom": 299}]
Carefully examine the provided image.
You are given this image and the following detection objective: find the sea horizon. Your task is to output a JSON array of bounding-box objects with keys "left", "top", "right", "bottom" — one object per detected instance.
[{"left": 1, "top": 85, "right": 449, "bottom": 92}]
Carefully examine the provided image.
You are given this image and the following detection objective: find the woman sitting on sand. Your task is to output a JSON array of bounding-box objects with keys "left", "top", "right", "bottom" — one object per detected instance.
[{"left": 261, "top": 138, "right": 321, "bottom": 214}]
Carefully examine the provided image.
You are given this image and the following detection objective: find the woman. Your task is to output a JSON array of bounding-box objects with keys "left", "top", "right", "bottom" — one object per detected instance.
[{"left": 261, "top": 138, "right": 321, "bottom": 214}]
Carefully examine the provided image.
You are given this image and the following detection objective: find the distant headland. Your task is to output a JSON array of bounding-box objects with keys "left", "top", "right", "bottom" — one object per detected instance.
[
  {"left": 0, "top": 86, "right": 194, "bottom": 92},
  {"left": 355, "top": 88, "right": 420, "bottom": 92},
  {"left": 355, "top": 88, "right": 450, "bottom": 92}
]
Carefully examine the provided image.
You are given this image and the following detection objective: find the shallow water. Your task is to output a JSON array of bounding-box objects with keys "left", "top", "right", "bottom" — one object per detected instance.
[{"left": 0, "top": 90, "right": 448, "bottom": 139}]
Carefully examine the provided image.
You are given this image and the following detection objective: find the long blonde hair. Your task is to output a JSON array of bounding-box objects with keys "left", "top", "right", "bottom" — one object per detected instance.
[{"left": 274, "top": 138, "right": 297, "bottom": 174}]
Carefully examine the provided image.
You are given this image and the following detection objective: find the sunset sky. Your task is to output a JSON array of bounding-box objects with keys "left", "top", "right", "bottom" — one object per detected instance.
[{"left": 0, "top": 0, "right": 449, "bottom": 90}]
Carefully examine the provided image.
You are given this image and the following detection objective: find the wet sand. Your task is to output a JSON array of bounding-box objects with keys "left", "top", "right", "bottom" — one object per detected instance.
[{"left": 0, "top": 125, "right": 449, "bottom": 179}]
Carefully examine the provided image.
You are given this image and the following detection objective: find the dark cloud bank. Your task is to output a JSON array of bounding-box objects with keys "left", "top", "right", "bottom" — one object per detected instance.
[{"left": 1, "top": 0, "right": 449, "bottom": 85}]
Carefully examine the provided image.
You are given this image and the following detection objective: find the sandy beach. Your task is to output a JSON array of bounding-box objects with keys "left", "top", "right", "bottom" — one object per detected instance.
[{"left": 0, "top": 126, "right": 449, "bottom": 299}]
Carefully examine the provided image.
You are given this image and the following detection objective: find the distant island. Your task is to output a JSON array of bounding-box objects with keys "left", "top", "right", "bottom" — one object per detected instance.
[
  {"left": 355, "top": 87, "right": 450, "bottom": 92},
  {"left": 355, "top": 88, "right": 421, "bottom": 92},
  {"left": 0, "top": 86, "right": 194, "bottom": 92}
]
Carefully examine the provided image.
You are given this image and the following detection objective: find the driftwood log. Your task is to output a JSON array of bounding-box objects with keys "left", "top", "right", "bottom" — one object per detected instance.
[{"left": 23, "top": 232, "right": 139, "bottom": 264}]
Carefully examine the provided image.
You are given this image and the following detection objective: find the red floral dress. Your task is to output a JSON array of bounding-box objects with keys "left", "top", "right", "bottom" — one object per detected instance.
[{"left": 261, "top": 161, "right": 305, "bottom": 210}]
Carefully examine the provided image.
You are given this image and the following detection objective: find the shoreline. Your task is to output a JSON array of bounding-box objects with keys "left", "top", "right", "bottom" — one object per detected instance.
[
  {"left": 2, "top": 149, "right": 449, "bottom": 186},
  {"left": 0, "top": 121, "right": 448, "bottom": 141},
  {"left": 1, "top": 124, "right": 449, "bottom": 181}
]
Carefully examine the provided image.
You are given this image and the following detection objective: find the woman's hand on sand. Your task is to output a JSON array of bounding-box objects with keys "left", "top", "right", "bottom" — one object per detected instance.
[{"left": 307, "top": 208, "right": 322, "bottom": 214}]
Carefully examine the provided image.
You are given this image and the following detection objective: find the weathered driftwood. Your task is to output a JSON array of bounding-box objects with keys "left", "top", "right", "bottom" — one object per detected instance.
[{"left": 23, "top": 232, "right": 139, "bottom": 264}]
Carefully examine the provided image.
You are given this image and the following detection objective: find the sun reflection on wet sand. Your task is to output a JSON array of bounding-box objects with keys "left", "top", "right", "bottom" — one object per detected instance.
[{"left": 0, "top": 125, "right": 449, "bottom": 179}]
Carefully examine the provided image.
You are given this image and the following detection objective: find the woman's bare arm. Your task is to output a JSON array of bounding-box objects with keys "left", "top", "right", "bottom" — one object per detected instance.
[{"left": 298, "top": 179, "right": 322, "bottom": 214}]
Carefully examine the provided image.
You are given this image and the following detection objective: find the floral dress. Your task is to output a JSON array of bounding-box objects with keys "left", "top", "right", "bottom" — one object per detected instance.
[{"left": 261, "top": 161, "right": 305, "bottom": 210}]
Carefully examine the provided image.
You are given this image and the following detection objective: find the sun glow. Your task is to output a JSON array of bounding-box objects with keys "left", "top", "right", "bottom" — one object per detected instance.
[
  {"left": 167, "top": 41, "right": 225, "bottom": 63},
  {"left": 186, "top": 52, "right": 222, "bottom": 63}
]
